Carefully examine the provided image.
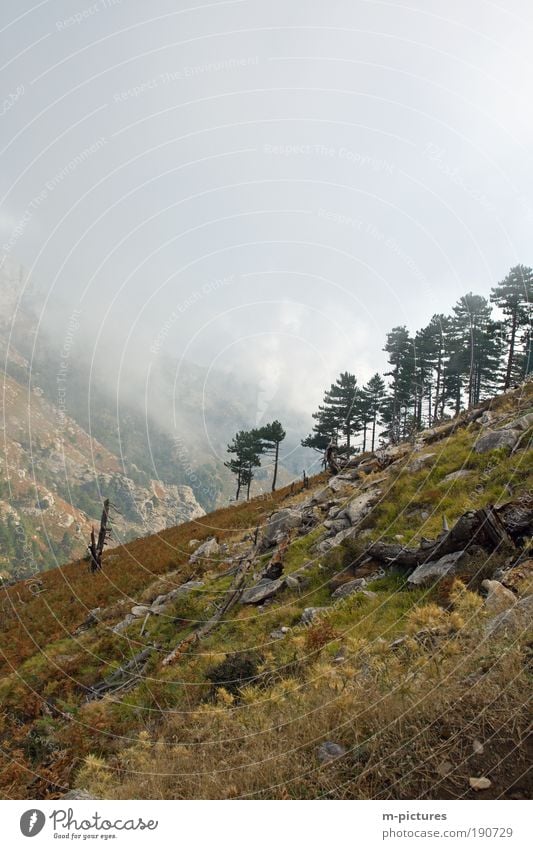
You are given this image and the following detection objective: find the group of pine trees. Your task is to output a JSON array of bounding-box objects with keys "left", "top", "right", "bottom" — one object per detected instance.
[
  {"left": 225, "top": 421, "right": 286, "bottom": 500},
  {"left": 302, "top": 265, "right": 532, "bottom": 452}
]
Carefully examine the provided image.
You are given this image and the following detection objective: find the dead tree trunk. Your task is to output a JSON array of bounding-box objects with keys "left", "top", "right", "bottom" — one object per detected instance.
[{"left": 87, "top": 498, "right": 111, "bottom": 573}]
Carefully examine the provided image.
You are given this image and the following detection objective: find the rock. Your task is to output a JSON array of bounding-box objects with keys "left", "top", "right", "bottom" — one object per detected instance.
[
  {"left": 264, "top": 561, "right": 283, "bottom": 580},
  {"left": 437, "top": 761, "right": 453, "bottom": 777},
  {"left": 469, "top": 776, "right": 492, "bottom": 791},
  {"left": 485, "top": 594, "right": 533, "bottom": 637},
  {"left": 261, "top": 509, "right": 303, "bottom": 549},
  {"left": 310, "top": 487, "right": 335, "bottom": 506},
  {"left": 188, "top": 538, "right": 200, "bottom": 549},
  {"left": 131, "top": 604, "right": 152, "bottom": 617},
  {"left": 502, "top": 412, "right": 533, "bottom": 432},
  {"left": 332, "top": 578, "right": 367, "bottom": 600},
  {"left": 269, "top": 629, "right": 287, "bottom": 640},
  {"left": 443, "top": 469, "right": 474, "bottom": 482},
  {"left": 284, "top": 575, "right": 300, "bottom": 590},
  {"left": 338, "top": 490, "right": 382, "bottom": 527},
  {"left": 474, "top": 429, "right": 520, "bottom": 453},
  {"left": 300, "top": 607, "right": 328, "bottom": 626},
  {"left": 472, "top": 739, "right": 484, "bottom": 755},
  {"left": 240, "top": 577, "right": 285, "bottom": 605},
  {"left": 112, "top": 613, "right": 136, "bottom": 634},
  {"left": 189, "top": 537, "right": 220, "bottom": 562},
  {"left": 481, "top": 580, "right": 516, "bottom": 615},
  {"left": 407, "top": 453, "right": 436, "bottom": 473},
  {"left": 328, "top": 476, "right": 354, "bottom": 493},
  {"left": 168, "top": 580, "right": 204, "bottom": 600},
  {"left": 408, "top": 550, "right": 467, "bottom": 586},
  {"left": 317, "top": 741, "right": 346, "bottom": 764},
  {"left": 324, "top": 517, "right": 351, "bottom": 533},
  {"left": 63, "top": 789, "right": 98, "bottom": 800}
]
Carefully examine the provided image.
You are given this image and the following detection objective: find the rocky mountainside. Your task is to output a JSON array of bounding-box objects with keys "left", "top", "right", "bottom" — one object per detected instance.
[{"left": 0, "top": 379, "right": 531, "bottom": 799}]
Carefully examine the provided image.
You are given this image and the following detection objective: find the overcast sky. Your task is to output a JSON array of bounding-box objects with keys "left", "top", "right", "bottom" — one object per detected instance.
[{"left": 1, "top": 0, "right": 532, "bottom": 421}]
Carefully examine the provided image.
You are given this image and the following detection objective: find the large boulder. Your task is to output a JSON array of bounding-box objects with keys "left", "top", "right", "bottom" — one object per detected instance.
[
  {"left": 408, "top": 550, "right": 467, "bottom": 586},
  {"left": 338, "top": 490, "right": 381, "bottom": 527},
  {"left": 481, "top": 580, "right": 516, "bottom": 615},
  {"left": 261, "top": 509, "right": 303, "bottom": 549},
  {"left": 240, "top": 577, "right": 285, "bottom": 605},
  {"left": 189, "top": 537, "right": 220, "bottom": 562},
  {"left": 474, "top": 429, "right": 520, "bottom": 453},
  {"left": 485, "top": 594, "right": 533, "bottom": 637}
]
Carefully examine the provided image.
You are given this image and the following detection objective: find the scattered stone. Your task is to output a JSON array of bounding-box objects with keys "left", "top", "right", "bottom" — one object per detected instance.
[
  {"left": 269, "top": 629, "right": 287, "bottom": 640},
  {"left": 469, "top": 776, "right": 492, "bottom": 791},
  {"left": 131, "top": 604, "right": 152, "bottom": 617},
  {"left": 481, "top": 579, "right": 516, "bottom": 615},
  {"left": 332, "top": 578, "right": 367, "bottom": 600},
  {"left": 301, "top": 607, "right": 328, "bottom": 626},
  {"left": 240, "top": 577, "right": 285, "bottom": 605},
  {"left": 317, "top": 741, "right": 346, "bottom": 764},
  {"left": 284, "top": 575, "right": 300, "bottom": 590},
  {"left": 408, "top": 550, "right": 467, "bottom": 587},
  {"left": 443, "top": 469, "right": 474, "bottom": 482},
  {"left": 407, "top": 453, "right": 436, "bottom": 473},
  {"left": 472, "top": 739, "right": 484, "bottom": 755},
  {"left": 188, "top": 539, "right": 200, "bottom": 549},
  {"left": 189, "top": 537, "right": 220, "bottom": 562}
]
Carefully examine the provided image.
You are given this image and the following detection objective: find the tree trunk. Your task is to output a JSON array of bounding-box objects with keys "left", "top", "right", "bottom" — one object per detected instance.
[
  {"left": 371, "top": 414, "right": 377, "bottom": 452},
  {"left": 505, "top": 309, "right": 518, "bottom": 390},
  {"left": 271, "top": 441, "right": 279, "bottom": 492}
]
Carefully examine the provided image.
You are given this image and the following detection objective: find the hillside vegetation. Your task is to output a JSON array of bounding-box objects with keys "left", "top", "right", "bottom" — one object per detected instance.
[{"left": 0, "top": 382, "right": 531, "bottom": 800}]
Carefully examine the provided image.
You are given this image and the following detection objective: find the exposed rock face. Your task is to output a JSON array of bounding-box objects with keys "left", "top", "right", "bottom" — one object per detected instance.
[{"left": 408, "top": 550, "right": 467, "bottom": 586}]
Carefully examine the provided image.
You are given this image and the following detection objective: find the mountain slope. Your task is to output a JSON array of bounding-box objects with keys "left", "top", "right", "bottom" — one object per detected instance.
[{"left": 0, "top": 381, "right": 531, "bottom": 800}]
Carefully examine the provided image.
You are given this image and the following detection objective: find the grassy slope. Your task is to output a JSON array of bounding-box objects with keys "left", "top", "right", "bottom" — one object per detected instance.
[{"left": 0, "top": 384, "right": 532, "bottom": 800}]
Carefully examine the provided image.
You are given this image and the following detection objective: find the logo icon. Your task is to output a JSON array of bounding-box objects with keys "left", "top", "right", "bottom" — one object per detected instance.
[{"left": 20, "top": 810, "right": 46, "bottom": 837}]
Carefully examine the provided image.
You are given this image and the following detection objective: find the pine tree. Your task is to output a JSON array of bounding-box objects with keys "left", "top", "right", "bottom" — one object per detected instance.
[
  {"left": 451, "top": 293, "right": 501, "bottom": 407},
  {"left": 362, "top": 373, "right": 386, "bottom": 451},
  {"left": 490, "top": 265, "right": 533, "bottom": 388},
  {"left": 224, "top": 430, "right": 263, "bottom": 500},
  {"left": 257, "top": 420, "right": 286, "bottom": 491},
  {"left": 383, "top": 326, "right": 415, "bottom": 441},
  {"left": 323, "top": 372, "right": 361, "bottom": 453}
]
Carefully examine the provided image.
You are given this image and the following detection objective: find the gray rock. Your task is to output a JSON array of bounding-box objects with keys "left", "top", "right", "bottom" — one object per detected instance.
[
  {"left": 300, "top": 607, "right": 328, "bottom": 625},
  {"left": 502, "top": 412, "right": 533, "bottom": 432},
  {"left": 407, "top": 453, "right": 437, "bottom": 473},
  {"left": 485, "top": 594, "right": 533, "bottom": 637},
  {"left": 408, "top": 550, "right": 467, "bottom": 586},
  {"left": 284, "top": 575, "right": 300, "bottom": 590},
  {"left": 317, "top": 741, "right": 347, "bottom": 764},
  {"left": 443, "top": 469, "right": 474, "bottom": 482},
  {"left": 309, "top": 487, "right": 335, "bottom": 506},
  {"left": 474, "top": 429, "right": 521, "bottom": 454},
  {"left": 240, "top": 577, "right": 285, "bottom": 605},
  {"left": 189, "top": 537, "right": 220, "bottom": 562},
  {"left": 338, "top": 490, "right": 382, "bottom": 527},
  {"left": 188, "top": 538, "right": 200, "bottom": 549},
  {"left": 261, "top": 509, "right": 303, "bottom": 548},
  {"left": 112, "top": 613, "right": 136, "bottom": 634},
  {"left": 63, "top": 789, "right": 98, "bottom": 800},
  {"left": 131, "top": 604, "right": 152, "bottom": 617},
  {"left": 269, "top": 628, "right": 288, "bottom": 640},
  {"left": 323, "top": 517, "right": 351, "bottom": 533},
  {"left": 332, "top": 578, "right": 367, "bottom": 600},
  {"left": 328, "top": 476, "right": 353, "bottom": 493},
  {"left": 481, "top": 579, "right": 516, "bottom": 615}
]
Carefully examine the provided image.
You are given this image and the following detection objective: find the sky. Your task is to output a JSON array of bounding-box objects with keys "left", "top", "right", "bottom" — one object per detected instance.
[{"left": 1, "top": 0, "right": 532, "bottom": 425}]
